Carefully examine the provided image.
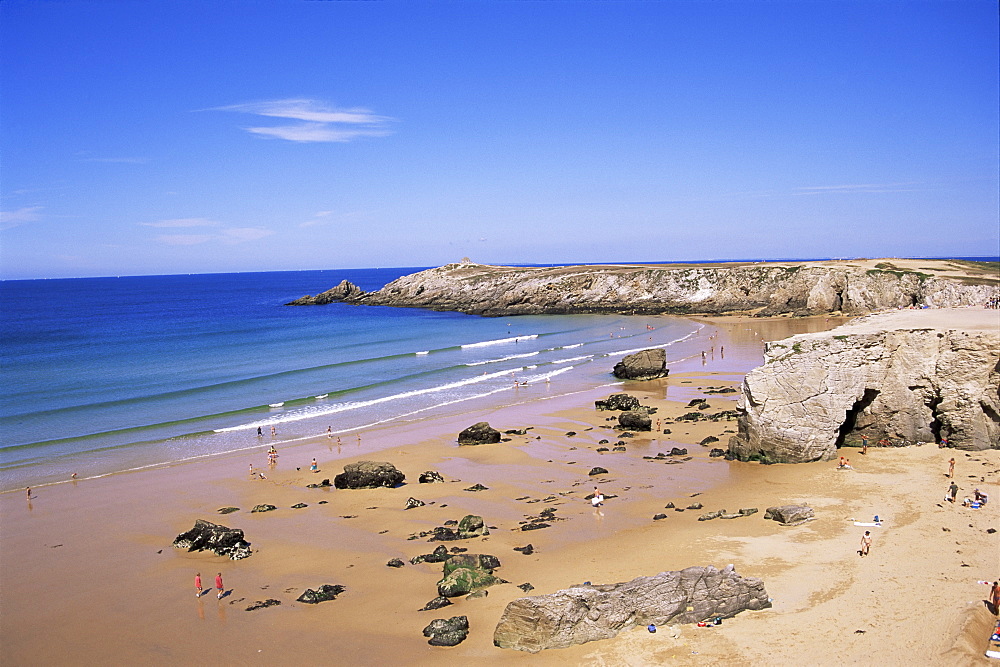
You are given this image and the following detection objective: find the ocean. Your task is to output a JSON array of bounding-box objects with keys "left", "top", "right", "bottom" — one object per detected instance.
[{"left": 0, "top": 268, "right": 710, "bottom": 492}]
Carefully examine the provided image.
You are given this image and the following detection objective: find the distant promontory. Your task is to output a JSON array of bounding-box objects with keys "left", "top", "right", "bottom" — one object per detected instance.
[{"left": 287, "top": 258, "right": 999, "bottom": 318}]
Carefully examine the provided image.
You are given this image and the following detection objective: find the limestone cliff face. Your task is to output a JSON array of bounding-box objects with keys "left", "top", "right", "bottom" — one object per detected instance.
[
  {"left": 287, "top": 261, "right": 998, "bottom": 317},
  {"left": 728, "top": 311, "right": 1000, "bottom": 463}
]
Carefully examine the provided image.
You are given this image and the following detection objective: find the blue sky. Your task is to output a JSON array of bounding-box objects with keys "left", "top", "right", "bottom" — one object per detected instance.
[{"left": 1, "top": 1, "right": 997, "bottom": 279}]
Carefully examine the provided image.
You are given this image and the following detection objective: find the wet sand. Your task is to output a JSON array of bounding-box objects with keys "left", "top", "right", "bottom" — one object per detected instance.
[{"left": 2, "top": 315, "right": 997, "bottom": 665}]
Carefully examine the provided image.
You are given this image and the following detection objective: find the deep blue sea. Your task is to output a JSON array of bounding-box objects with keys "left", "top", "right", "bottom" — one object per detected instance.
[{"left": 0, "top": 268, "right": 710, "bottom": 492}]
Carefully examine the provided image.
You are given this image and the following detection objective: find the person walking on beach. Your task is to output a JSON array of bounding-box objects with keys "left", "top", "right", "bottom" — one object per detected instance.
[
  {"left": 861, "top": 434, "right": 869, "bottom": 455},
  {"left": 215, "top": 572, "right": 224, "bottom": 599},
  {"left": 270, "top": 425, "right": 276, "bottom": 437},
  {"left": 326, "top": 426, "right": 332, "bottom": 438},
  {"left": 859, "top": 531, "right": 872, "bottom": 557},
  {"left": 948, "top": 457, "right": 955, "bottom": 478},
  {"left": 25, "top": 487, "right": 31, "bottom": 500},
  {"left": 195, "top": 572, "right": 203, "bottom": 598},
  {"left": 990, "top": 581, "right": 1000, "bottom": 615},
  {"left": 948, "top": 481, "right": 959, "bottom": 502},
  {"left": 310, "top": 458, "right": 318, "bottom": 472},
  {"left": 257, "top": 426, "right": 262, "bottom": 437}
]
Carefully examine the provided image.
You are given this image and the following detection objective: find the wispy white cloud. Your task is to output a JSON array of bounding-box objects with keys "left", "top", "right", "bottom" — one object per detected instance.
[
  {"left": 79, "top": 157, "right": 150, "bottom": 164},
  {"left": 141, "top": 217, "right": 222, "bottom": 228},
  {"left": 0, "top": 206, "right": 43, "bottom": 231},
  {"left": 793, "top": 182, "right": 923, "bottom": 195},
  {"left": 141, "top": 217, "right": 273, "bottom": 245},
  {"left": 298, "top": 209, "right": 373, "bottom": 228},
  {"left": 208, "top": 98, "right": 394, "bottom": 143}
]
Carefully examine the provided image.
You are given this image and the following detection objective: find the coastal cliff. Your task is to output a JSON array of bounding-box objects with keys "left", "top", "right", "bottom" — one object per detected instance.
[
  {"left": 287, "top": 259, "right": 998, "bottom": 317},
  {"left": 727, "top": 309, "right": 1000, "bottom": 463}
]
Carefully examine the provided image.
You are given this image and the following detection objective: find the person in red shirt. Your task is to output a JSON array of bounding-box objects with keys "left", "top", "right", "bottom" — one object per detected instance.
[
  {"left": 195, "top": 572, "right": 203, "bottom": 598},
  {"left": 215, "top": 573, "right": 224, "bottom": 599}
]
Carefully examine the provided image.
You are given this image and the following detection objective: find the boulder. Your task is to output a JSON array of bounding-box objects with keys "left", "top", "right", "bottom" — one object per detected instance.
[
  {"left": 251, "top": 504, "right": 277, "bottom": 513},
  {"left": 405, "top": 497, "right": 426, "bottom": 510},
  {"left": 619, "top": 411, "right": 652, "bottom": 431},
  {"left": 612, "top": 349, "right": 669, "bottom": 380},
  {"left": 670, "top": 447, "right": 688, "bottom": 456},
  {"left": 588, "top": 467, "right": 609, "bottom": 476},
  {"left": 458, "top": 422, "right": 501, "bottom": 445},
  {"left": 173, "top": 519, "right": 252, "bottom": 560},
  {"left": 296, "top": 584, "right": 346, "bottom": 604},
  {"left": 419, "top": 470, "right": 445, "bottom": 483},
  {"left": 333, "top": 461, "right": 405, "bottom": 489},
  {"left": 411, "top": 545, "right": 452, "bottom": 565},
  {"left": 764, "top": 505, "right": 814, "bottom": 525},
  {"left": 493, "top": 565, "right": 770, "bottom": 652},
  {"left": 387, "top": 558, "right": 406, "bottom": 568},
  {"left": 423, "top": 615, "right": 470, "bottom": 646},
  {"left": 595, "top": 393, "right": 641, "bottom": 411}
]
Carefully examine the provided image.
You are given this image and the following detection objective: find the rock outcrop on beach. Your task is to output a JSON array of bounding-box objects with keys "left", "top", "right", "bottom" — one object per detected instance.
[
  {"left": 728, "top": 310, "right": 1000, "bottom": 463},
  {"left": 618, "top": 410, "right": 652, "bottom": 431},
  {"left": 333, "top": 461, "right": 405, "bottom": 489},
  {"left": 764, "top": 505, "right": 815, "bottom": 525},
  {"left": 296, "top": 584, "right": 346, "bottom": 604},
  {"left": 173, "top": 519, "right": 252, "bottom": 560},
  {"left": 595, "top": 393, "right": 642, "bottom": 411},
  {"left": 285, "top": 259, "right": 999, "bottom": 317},
  {"left": 613, "top": 348, "right": 669, "bottom": 380},
  {"left": 457, "top": 422, "right": 501, "bottom": 445},
  {"left": 493, "top": 565, "right": 770, "bottom": 653}
]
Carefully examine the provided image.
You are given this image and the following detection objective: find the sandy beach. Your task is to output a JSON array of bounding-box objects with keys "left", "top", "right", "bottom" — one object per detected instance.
[{"left": 2, "top": 315, "right": 997, "bottom": 665}]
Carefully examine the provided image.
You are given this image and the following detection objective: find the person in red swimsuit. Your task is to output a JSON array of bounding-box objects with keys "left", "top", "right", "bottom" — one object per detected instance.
[{"left": 215, "top": 573, "right": 224, "bottom": 599}]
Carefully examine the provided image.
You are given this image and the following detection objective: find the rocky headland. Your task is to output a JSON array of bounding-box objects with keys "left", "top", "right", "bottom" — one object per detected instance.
[
  {"left": 728, "top": 308, "right": 1000, "bottom": 463},
  {"left": 287, "top": 258, "right": 998, "bottom": 317}
]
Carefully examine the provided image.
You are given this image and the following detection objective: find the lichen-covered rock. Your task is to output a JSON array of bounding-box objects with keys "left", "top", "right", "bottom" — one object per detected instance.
[
  {"left": 251, "top": 504, "right": 277, "bottom": 513},
  {"left": 493, "top": 565, "right": 770, "bottom": 652},
  {"left": 296, "top": 584, "right": 346, "bottom": 603},
  {"left": 333, "top": 461, "right": 405, "bottom": 489},
  {"left": 619, "top": 411, "right": 652, "bottom": 431},
  {"left": 595, "top": 393, "right": 641, "bottom": 411},
  {"left": 613, "top": 349, "right": 669, "bottom": 380},
  {"left": 729, "top": 310, "right": 1000, "bottom": 462},
  {"left": 423, "top": 615, "right": 469, "bottom": 646},
  {"left": 173, "top": 519, "right": 252, "bottom": 560},
  {"left": 437, "top": 554, "right": 502, "bottom": 598},
  {"left": 425, "top": 515, "right": 490, "bottom": 542},
  {"left": 458, "top": 422, "right": 501, "bottom": 445}
]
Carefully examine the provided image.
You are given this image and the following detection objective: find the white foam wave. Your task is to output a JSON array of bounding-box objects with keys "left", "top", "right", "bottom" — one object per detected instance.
[
  {"left": 561, "top": 343, "right": 583, "bottom": 349},
  {"left": 214, "top": 367, "right": 517, "bottom": 433},
  {"left": 415, "top": 351, "right": 429, "bottom": 356},
  {"left": 461, "top": 334, "right": 538, "bottom": 349},
  {"left": 605, "top": 327, "right": 703, "bottom": 358},
  {"left": 465, "top": 351, "right": 540, "bottom": 366},
  {"left": 551, "top": 355, "right": 593, "bottom": 365}
]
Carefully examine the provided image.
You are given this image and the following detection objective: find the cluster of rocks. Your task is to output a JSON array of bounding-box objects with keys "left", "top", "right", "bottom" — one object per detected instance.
[
  {"left": 493, "top": 565, "right": 770, "bottom": 652},
  {"left": 595, "top": 393, "right": 652, "bottom": 412},
  {"left": 173, "top": 519, "right": 252, "bottom": 560},
  {"left": 437, "top": 553, "right": 504, "bottom": 598},
  {"left": 423, "top": 615, "right": 470, "bottom": 646},
  {"left": 698, "top": 508, "right": 758, "bottom": 521},
  {"left": 520, "top": 507, "right": 559, "bottom": 531},
  {"left": 408, "top": 514, "right": 490, "bottom": 542}
]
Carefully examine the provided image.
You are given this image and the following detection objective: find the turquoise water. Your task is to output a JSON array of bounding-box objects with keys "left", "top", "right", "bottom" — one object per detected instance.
[{"left": 0, "top": 269, "right": 707, "bottom": 491}]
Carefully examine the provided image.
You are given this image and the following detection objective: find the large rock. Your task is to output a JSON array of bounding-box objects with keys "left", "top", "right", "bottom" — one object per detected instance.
[
  {"left": 173, "top": 519, "right": 252, "bottom": 560},
  {"left": 333, "top": 461, "right": 405, "bottom": 489},
  {"left": 286, "top": 260, "right": 998, "bottom": 317},
  {"left": 764, "top": 505, "right": 814, "bottom": 525},
  {"left": 613, "top": 349, "right": 669, "bottom": 380},
  {"left": 424, "top": 514, "right": 491, "bottom": 542},
  {"left": 458, "top": 422, "right": 502, "bottom": 445},
  {"left": 618, "top": 411, "right": 652, "bottom": 431},
  {"left": 437, "top": 554, "right": 502, "bottom": 598},
  {"left": 296, "top": 584, "right": 346, "bottom": 604},
  {"left": 595, "top": 393, "right": 641, "bottom": 411},
  {"left": 729, "top": 310, "right": 1000, "bottom": 462},
  {"left": 493, "top": 565, "right": 770, "bottom": 653}
]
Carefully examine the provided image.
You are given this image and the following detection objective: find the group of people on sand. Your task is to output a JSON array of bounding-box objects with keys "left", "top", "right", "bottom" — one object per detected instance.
[{"left": 194, "top": 572, "right": 225, "bottom": 599}]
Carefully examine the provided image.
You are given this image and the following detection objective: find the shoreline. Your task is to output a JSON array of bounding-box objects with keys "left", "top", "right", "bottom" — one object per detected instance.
[{"left": 2, "top": 314, "right": 996, "bottom": 664}]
